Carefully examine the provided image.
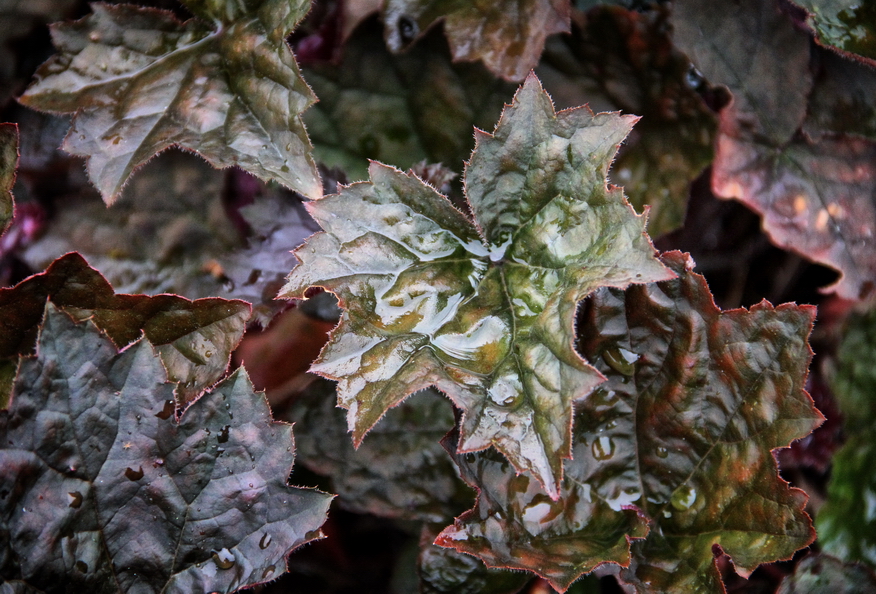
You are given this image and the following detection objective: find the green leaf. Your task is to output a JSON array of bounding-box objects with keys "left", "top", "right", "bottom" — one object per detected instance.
[
  {"left": 0, "top": 305, "right": 332, "bottom": 592},
  {"left": 436, "top": 252, "right": 821, "bottom": 593},
  {"left": 536, "top": 5, "right": 715, "bottom": 237},
  {"left": 281, "top": 73, "right": 673, "bottom": 497},
  {"left": 0, "top": 252, "right": 250, "bottom": 406},
  {"left": 19, "top": 0, "right": 321, "bottom": 203},
  {"left": 791, "top": 0, "right": 876, "bottom": 63},
  {"left": 778, "top": 553, "right": 876, "bottom": 593},
  {"left": 303, "top": 20, "right": 515, "bottom": 181},
  {"left": 0, "top": 123, "right": 16, "bottom": 237},
  {"left": 382, "top": 0, "right": 571, "bottom": 81},
  {"left": 288, "top": 379, "right": 471, "bottom": 523}
]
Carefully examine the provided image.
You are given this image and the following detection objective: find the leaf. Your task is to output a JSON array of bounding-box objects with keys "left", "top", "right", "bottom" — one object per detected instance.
[
  {"left": 0, "top": 124, "right": 16, "bottom": 237},
  {"left": 19, "top": 151, "right": 315, "bottom": 322},
  {"left": 19, "top": 0, "right": 322, "bottom": 203},
  {"left": 0, "top": 252, "right": 250, "bottom": 405},
  {"left": 790, "top": 0, "right": 876, "bottom": 63},
  {"left": 0, "top": 305, "right": 332, "bottom": 592},
  {"left": 281, "top": 73, "right": 673, "bottom": 496},
  {"left": 536, "top": 5, "right": 715, "bottom": 237},
  {"left": 382, "top": 0, "right": 571, "bottom": 81},
  {"left": 302, "top": 20, "right": 515, "bottom": 182},
  {"left": 436, "top": 251, "right": 822, "bottom": 593},
  {"left": 777, "top": 553, "right": 876, "bottom": 593},
  {"left": 673, "top": 0, "right": 876, "bottom": 301}
]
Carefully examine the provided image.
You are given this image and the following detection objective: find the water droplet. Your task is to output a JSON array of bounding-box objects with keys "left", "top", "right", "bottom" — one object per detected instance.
[
  {"left": 218, "top": 425, "right": 230, "bottom": 443},
  {"left": 156, "top": 400, "right": 174, "bottom": 420},
  {"left": 259, "top": 533, "right": 272, "bottom": 549},
  {"left": 463, "top": 453, "right": 476, "bottom": 464},
  {"left": 602, "top": 347, "right": 638, "bottom": 376},
  {"left": 670, "top": 485, "right": 697, "bottom": 511},
  {"left": 655, "top": 446, "right": 668, "bottom": 458},
  {"left": 262, "top": 565, "right": 275, "bottom": 579},
  {"left": 75, "top": 560, "right": 88, "bottom": 573},
  {"left": 212, "top": 548, "right": 235, "bottom": 570},
  {"left": 68, "top": 491, "right": 83, "bottom": 508},
  {"left": 89, "top": 32, "right": 100, "bottom": 42},
  {"left": 204, "top": 350, "right": 213, "bottom": 358},
  {"left": 125, "top": 466, "right": 144, "bottom": 481},
  {"left": 591, "top": 435, "right": 615, "bottom": 461}
]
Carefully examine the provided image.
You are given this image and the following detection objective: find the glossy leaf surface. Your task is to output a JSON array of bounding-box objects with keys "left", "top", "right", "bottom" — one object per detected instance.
[
  {"left": 791, "top": 0, "right": 876, "bottom": 62},
  {"left": 673, "top": 0, "right": 876, "bottom": 300},
  {"left": 777, "top": 553, "right": 876, "bottom": 593},
  {"left": 282, "top": 73, "right": 672, "bottom": 496},
  {"left": 0, "top": 252, "right": 250, "bottom": 405},
  {"left": 382, "top": 0, "right": 570, "bottom": 81},
  {"left": 20, "top": 0, "right": 321, "bottom": 202},
  {"left": 0, "top": 124, "right": 16, "bottom": 237},
  {"left": 0, "top": 305, "right": 332, "bottom": 592},
  {"left": 437, "top": 252, "right": 821, "bottom": 592}
]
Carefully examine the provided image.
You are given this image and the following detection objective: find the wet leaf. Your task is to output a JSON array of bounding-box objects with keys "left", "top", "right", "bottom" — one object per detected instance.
[
  {"left": 537, "top": 5, "right": 715, "bottom": 237},
  {"left": 19, "top": 0, "right": 322, "bottom": 203},
  {"left": 791, "top": 0, "right": 876, "bottom": 63},
  {"left": 303, "top": 20, "right": 515, "bottom": 182},
  {"left": 0, "top": 252, "right": 250, "bottom": 405},
  {"left": 778, "top": 553, "right": 876, "bottom": 593},
  {"left": 19, "top": 151, "right": 315, "bottom": 321},
  {"left": 0, "top": 305, "right": 332, "bottom": 592},
  {"left": 673, "top": 0, "right": 876, "bottom": 301},
  {"left": 0, "top": 124, "right": 16, "bottom": 237},
  {"left": 437, "top": 252, "right": 821, "bottom": 592},
  {"left": 382, "top": 0, "right": 571, "bottom": 81},
  {"left": 288, "top": 379, "right": 471, "bottom": 522},
  {"left": 281, "top": 73, "right": 673, "bottom": 496}
]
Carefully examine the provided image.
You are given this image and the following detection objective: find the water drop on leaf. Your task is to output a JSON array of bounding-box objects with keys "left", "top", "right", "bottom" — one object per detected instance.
[
  {"left": 670, "top": 484, "right": 697, "bottom": 511},
  {"left": 212, "top": 548, "right": 235, "bottom": 570},
  {"left": 259, "top": 533, "right": 272, "bottom": 549},
  {"left": 591, "top": 435, "right": 615, "bottom": 461},
  {"left": 67, "top": 491, "right": 83, "bottom": 508},
  {"left": 125, "top": 466, "right": 144, "bottom": 481}
]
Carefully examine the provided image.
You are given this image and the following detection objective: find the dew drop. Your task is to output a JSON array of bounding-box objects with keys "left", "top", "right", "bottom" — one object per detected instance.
[
  {"left": 655, "top": 446, "right": 668, "bottom": 459},
  {"left": 218, "top": 425, "right": 230, "bottom": 443},
  {"left": 262, "top": 565, "right": 275, "bottom": 579},
  {"left": 75, "top": 560, "right": 88, "bottom": 573},
  {"left": 591, "top": 435, "right": 615, "bottom": 461},
  {"left": 156, "top": 400, "right": 174, "bottom": 420},
  {"left": 602, "top": 347, "right": 638, "bottom": 376},
  {"left": 212, "top": 548, "right": 235, "bottom": 570},
  {"left": 670, "top": 485, "right": 697, "bottom": 511},
  {"left": 68, "top": 491, "right": 83, "bottom": 508},
  {"left": 259, "top": 533, "right": 272, "bottom": 549},
  {"left": 125, "top": 466, "right": 144, "bottom": 481},
  {"left": 205, "top": 350, "right": 213, "bottom": 358},
  {"left": 463, "top": 453, "right": 476, "bottom": 464}
]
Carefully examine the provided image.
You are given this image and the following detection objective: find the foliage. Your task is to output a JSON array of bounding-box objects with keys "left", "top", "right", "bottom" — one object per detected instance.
[{"left": 1, "top": 0, "right": 874, "bottom": 592}]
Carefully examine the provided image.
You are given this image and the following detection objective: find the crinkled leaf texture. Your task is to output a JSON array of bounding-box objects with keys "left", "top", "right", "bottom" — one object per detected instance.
[
  {"left": 19, "top": 0, "right": 321, "bottom": 203},
  {"left": 0, "top": 305, "right": 332, "bottom": 593},
  {"left": 382, "top": 0, "right": 571, "bottom": 81},
  {"left": 0, "top": 124, "right": 16, "bottom": 237},
  {"left": 790, "top": 0, "right": 876, "bottom": 63},
  {"left": 0, "top": 252, "right": 250, "bottom": 405},
  {"left": 436, "top": 252, "right": 822, "bottom": 593},
  {"left": 281, "top": 73, "right": 673, "bottom": 496},
  {"left": 777, "top": 553, "right": 876, "bottom": 593}
]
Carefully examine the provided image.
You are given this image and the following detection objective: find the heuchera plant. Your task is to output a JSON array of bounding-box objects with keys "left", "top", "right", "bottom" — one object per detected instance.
[{"left": 2, "top": 0, "right": 876, "bottom": 592}]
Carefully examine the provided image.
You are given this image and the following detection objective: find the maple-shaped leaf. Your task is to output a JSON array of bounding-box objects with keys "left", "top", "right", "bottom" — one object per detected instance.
[
  {"left": 673, "top": 0, "right": 876, "bottom": 301},
  {"left": 303, "top": 20, "right": 515, "bottom": 182},
  {"left": 19, "top": 0, "right": 322, "bottom": 203},
  {"left": 536, "top": 5, "right": 715, "bottom": 237},
  {"left": 436, "top": 252, "right": 822, "bottom": 593},
  {"left": 0, "top": 305, "right": 332, "bottom": 592},
  {"left": 0, "top": 124, "right": 16, "bottom": 238},
  {"left": 382, "top": 0, "right": 571, "bottom": 81},
  {"left": 790, "top": 1, "right": 876, "bottom": 63},
  {"left": 778, "top": 553, "right": 876, "bottom": 593},
  {"left": 281, "top": 73, "right": 673, "bottom": 497},
  {"left": 0, "top": 252, "right": 250, "bottom": 406}
]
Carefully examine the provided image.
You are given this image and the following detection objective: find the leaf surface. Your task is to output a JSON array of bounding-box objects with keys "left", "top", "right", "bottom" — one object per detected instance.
[
  {"left": 0, "top": 124, "right": 16, "bottom": 237},
  {"left": 0, "top": 305, "right": 332, "bottom": 592},
  {"left": 436, "top": 252, "right": 822, "bottom": 593},
  {"left": 382, "top": 0, "right": 571, "bottom": 81},
  {"left": 0, "top": 252, "right": 250, "bottom": 405},
  {"left": 777, "top": 553, "right": 876, "bottom": 593},
  {"left": 19, "top": 0, "right": 321, "bottom": 202},
  {"left": 791, "top": 0, "right": 876, "bottom": 62},
  {"left": 281, "top": 73, "right": 672, "bottom": 496}
]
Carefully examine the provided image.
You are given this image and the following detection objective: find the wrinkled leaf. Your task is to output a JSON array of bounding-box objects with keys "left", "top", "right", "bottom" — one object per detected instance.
[
  {"left": 0, "top": 305, "right": 332, "bottom": 592},
  {"left": 0, "top": 124, "right": 16, "bottom": 237},
  {"left": 288, "top": 379, "right": 471, "bottom": 522},
  {"left": 805, "top": 46, "right": 876, "bottom": 142},
  {"left": 0, "top": 252, "right": 250, "bottom": 405},
  {"left": 20, "top": 0, "right": 321, "bottom": 202},
  {"left": 19, "top": 151, "right": 315, "bottom": 321},
  {"left": 673, "top": 0, "right": 876, "bottom": 301},
  {"left": 437, "top": 252, "right": 821, "bottom": 593},
  {"left": 778, "top": 553, "right": 876, "bottom": 593},
  {"left": 791, "top": 0, "right": 876, "bottom": 62},
  {"left": 537, "top": 5, "right": 715, "bottom": 237},
  {"left": 382, "top": 0, "right": 571, "bottom": 81},
  {"left": 303, "top": 20, "right": 515, "bottom": 182},
  {"left": 281, "top": 73, "right": 672, "bottom": 495}
]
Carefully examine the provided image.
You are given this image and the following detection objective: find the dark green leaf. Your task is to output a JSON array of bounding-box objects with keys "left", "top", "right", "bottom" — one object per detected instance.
[
  {"left": 281, "top": 73, "right": 673, "bottom": 495},
  {"left": 0, "top": 252, "right": 250, "bottom": 405},
  {"left": 0, "top": 124, "right": 16, "bottom": 237},
  {"left": 437, "top": 252, "right": 822, "bottom": 593},
  {"left": 0, "top": 305, "right": 332, "bottom": 592},
  {"left": 778, "top": 553, "right": 876, "bottom": 593},
  {"left": 382, "top": 0, "right": 571, "bottom": 81},
  {"left": 19, "top": 0, "right": 321, "bottom": 202},
  {"left": 791, "top": 0, "right": 876, "bottom": 63}
]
